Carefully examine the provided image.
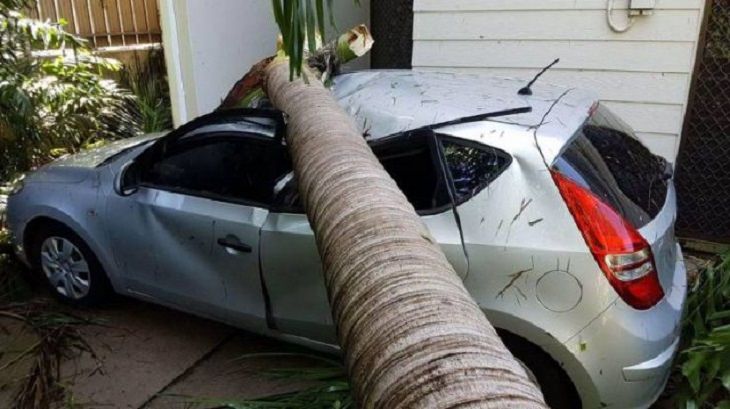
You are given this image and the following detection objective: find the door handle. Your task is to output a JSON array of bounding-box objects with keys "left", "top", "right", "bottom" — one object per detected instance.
[{"left": 217, "top": 236, "right": 252, "bottom": 253}]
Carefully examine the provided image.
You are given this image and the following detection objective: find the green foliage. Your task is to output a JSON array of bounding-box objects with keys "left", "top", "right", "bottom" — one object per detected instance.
[
  {"left": 186, "top": 353, "right": 352, "bottom": 409},
  {"left": 270, "top": 0, "right": 359, "bottom": 79},
  {"left": 675, "top": 253, "right": 730, "bottom": 408},
  {"left": 119, "top": 49, "right": 173, "bottom": 133},
  {"left": 1, "top": 222, "right": 96, "bottom": 409},
  {"left": 0, "top": 0, "right": 139, "bottom": 181},
  {"left": 0, "top": 228, "right": 32, "bottom": 303},
  {"left": 0, "top": 301, "right": 99, "bottom": 409}
]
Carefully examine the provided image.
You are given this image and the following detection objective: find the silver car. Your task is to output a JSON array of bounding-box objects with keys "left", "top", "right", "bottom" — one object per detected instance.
[{"left": 6, "top": 71, "right": 686, "bottom": 408}]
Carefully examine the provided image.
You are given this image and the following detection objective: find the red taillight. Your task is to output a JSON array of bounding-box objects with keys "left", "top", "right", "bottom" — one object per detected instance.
[{"left": 551, "top": 171, "right": 664, "bottom": 310}]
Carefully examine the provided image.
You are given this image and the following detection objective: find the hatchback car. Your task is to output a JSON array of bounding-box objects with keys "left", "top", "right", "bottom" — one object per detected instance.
[{"left": 5, "top": 71, "right": 686, "bottom": 408}]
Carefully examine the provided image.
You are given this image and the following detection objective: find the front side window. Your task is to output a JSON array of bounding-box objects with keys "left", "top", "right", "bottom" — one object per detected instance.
[
  {"left": 441, "top": 138, "right": 511, "bottom": 203},
  {"left": 141, "top": 136, "right": 288, "bottom": 205}
]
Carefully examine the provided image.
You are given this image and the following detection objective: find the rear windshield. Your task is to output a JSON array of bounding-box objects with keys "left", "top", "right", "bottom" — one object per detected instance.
[{"left": 552, "top": 104, "right": 670, "bottom": 228}]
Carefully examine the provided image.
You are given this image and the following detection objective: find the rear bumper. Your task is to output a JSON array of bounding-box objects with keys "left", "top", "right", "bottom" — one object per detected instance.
[
  {"left": 564, "top": 245, "right": 687, "bottom": 409},
  {"left": 622, "top": 337, "right": 679, "bottom": 383}
]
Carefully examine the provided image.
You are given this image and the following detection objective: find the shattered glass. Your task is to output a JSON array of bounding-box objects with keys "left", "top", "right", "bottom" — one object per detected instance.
[
  {"left": 441, "top": 139, "right": 510, "bottom": 203},
  {"left": 553, "top": 104, "right": 669, "bottom": 229}
]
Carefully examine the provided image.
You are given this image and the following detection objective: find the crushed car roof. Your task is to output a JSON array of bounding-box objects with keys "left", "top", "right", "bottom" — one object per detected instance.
[{"left": 332, "top": 70, "right": 597, "bottom": 161}]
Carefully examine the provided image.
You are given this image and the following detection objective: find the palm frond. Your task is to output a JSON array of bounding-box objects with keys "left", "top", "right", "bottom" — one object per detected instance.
[{"left": 270, "top": 0, "right": 360, "bottom": 79}]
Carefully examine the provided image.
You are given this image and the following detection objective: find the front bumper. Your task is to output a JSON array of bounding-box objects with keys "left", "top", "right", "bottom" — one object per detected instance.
[
  {"left": 4, "top": 196, "right": 30, "bottom": 267},
  {"left": 564, "top": 245, "right": 687, "bottom": 409}
]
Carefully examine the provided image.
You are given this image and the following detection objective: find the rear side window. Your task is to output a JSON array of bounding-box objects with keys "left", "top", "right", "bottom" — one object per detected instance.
[
  {"left": 274, "top": 133, "right": 451, "bottom": 214},
  {"left": 373, "top": 135, "right": 450, "bottom": 212},
  {"left": 441, "top": 138, "right": 511, "bottom": 203},
  {"left": 552, "top": 104, "right": 669, "bottom": 228}
]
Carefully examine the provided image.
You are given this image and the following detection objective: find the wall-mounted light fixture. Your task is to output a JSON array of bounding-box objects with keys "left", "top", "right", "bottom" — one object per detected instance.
[{"left": 607, "top": 0, "right": 656, "bottom": 33}]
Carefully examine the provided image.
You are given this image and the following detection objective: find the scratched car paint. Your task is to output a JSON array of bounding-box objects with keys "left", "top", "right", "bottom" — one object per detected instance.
[{"left": 5, "top": 71, "right": 686, "bottom": 409}]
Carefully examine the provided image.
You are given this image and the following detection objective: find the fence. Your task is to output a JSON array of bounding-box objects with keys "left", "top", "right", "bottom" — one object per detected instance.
[
  {"left": 676, "top": 0, "right": 730, "bottom": 244},
  {"left": 26, "top": 0, "right": 161, "bottom": 49}
]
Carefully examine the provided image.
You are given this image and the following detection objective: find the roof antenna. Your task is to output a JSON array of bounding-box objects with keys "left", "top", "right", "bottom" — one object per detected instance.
[{"left": 518, "top": 58, "right": 560, "bottom": 96}]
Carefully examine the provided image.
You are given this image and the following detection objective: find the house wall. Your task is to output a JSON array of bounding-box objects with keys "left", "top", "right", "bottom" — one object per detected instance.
[
  {"left": 412, "top": 0, "right": 707, "bottom": 161},
  {"left": 159, "top": 0, "right": 371, "bottom": 126}
]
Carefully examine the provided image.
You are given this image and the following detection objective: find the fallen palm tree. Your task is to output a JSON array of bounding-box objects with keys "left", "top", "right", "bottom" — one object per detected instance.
[{"left": 218, "top": 2, "right": 545, "bottom": 407}]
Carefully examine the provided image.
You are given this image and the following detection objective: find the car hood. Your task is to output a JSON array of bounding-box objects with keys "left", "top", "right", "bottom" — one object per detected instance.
[
  {"left": 51, "top": 132, "right": 166, "bottom": 169},
  {"left": 24, "top": 132, "right": 166, "bottom": 184}
]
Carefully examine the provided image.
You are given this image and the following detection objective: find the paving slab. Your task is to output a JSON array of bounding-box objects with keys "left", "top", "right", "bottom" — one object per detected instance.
[
  {"left": 60, "top": 298, "right": 235, "bottom": 409},
  {"left": 144, "top": 334, "right": 326, "bottom": 409},
  {"left": 0, "top": 320, "right": 39, "bottom": 407}
]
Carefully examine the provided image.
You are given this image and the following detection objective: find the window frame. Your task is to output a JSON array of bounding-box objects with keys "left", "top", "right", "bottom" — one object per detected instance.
[
  {"left": 137, "top": 131, "right": 287, "bottom": 209},
  {"left": 372, "top": 130, "right": 455, "bottom": 216},
  {"left": 271, "top": 130, "right": 456, "bottom": 216},
  {"left": 435, "top": 134, "right": 513, "bottom": 207}
]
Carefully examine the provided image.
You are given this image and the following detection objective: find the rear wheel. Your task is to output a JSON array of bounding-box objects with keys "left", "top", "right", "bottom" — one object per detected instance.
[
  {"left": 499, "top": 331, "right": 582, "bottom": 409},
  {"left": 30, "top": 224, "right": 111, "bottom": 306}
]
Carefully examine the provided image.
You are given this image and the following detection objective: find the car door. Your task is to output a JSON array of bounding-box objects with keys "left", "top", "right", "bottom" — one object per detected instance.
[
  {"left": 260, "top": 132, "right": 469, "bottom": 343},
  {"left": 107, "top": 117, "right": 285, "bottom": 330}
]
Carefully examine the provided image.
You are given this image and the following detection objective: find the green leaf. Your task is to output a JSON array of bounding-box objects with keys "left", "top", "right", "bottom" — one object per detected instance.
[
  {"left": 315, "top": 0, "right": 325, "bottom": 43},
  {"left": 326, "top": 0, "right": 336, "bottom": 29},
  {"left": 682, "top": 351, "right": 708, "bottom": 393},
  {"left": 272, "top": 0, "right": 286, "bottom": 42},
  {"left": 717, "top": 400, "right": 730, "bottom": 409},
  {"left": 709, "top": 310, "right": 730, "bottom": 321},
  {"left": 305, "top": 0, "right": 316, "bottom": 55},
  {"left": 721, "top": 367, "right": 730, "bottom": 391}
]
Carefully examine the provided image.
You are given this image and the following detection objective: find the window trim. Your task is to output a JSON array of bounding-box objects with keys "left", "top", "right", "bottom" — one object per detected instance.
[
  {"left": 435, "top": 134, "right": 513, "bottom": 207},
  {"left": 137, "top": 132, "right": 285, "bottom": 209},
  {"left": 373, "top": 129, "right": 455, "bottom": 216},
  {"left": 160, "top": 108, "right": 285, "bottom": 146},
  {"left": 134, "top": 108, "right": 284, "bottom": 172}
]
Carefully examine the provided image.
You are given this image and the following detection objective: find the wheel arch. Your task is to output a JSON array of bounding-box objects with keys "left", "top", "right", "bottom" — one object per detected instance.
[
  {"left": 22, "top": 210, "right": 121, "bottom": 291},
  {"left": 486, "top": 308, "right": 602, "bottom": 408}
]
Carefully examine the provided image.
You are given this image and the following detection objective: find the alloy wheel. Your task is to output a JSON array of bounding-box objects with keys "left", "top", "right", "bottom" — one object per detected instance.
[{"left": 40, "top": 236, "right": 91, "bottom": 300}]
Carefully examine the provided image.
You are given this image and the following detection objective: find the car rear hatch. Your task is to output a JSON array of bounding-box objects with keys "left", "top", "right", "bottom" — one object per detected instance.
[{"left": 550, "top": 103, "right": 677, "bottom": 310}]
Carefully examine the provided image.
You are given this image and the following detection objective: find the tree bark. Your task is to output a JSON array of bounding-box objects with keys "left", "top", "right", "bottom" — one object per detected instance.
[{"left": 261, "top": 58, "right": 547, "bottom": 408}]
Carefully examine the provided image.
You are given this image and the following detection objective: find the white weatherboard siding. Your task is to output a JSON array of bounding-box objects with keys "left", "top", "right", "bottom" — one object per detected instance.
[
  {"left": 160, "top": 0, "right": 370, "bottom": 126},
  {"left": 412, "top": 0, "right": 706, "bottom": 161}
]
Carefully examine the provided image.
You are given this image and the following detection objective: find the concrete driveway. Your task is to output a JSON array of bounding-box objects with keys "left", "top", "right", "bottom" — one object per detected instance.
[
  {"left": 2, "top": 256, "right": 705, "bottom": 408},
  {"left": 0, "top": 296, "right": 329, "bottom": 409}
]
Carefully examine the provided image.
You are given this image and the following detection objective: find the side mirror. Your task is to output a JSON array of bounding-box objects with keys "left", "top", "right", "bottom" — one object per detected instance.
[{"left": 114, "top": 161, "right": 139, "bottom": 197}]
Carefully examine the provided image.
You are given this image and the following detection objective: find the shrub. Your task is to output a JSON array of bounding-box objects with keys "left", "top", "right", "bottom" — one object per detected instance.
[
  {"left": 119, "top": 49, "right": 173, "bottom": 133},
  {"left": 674, "top": 253, "right": 730, "bottom": 408},
  {"left": 0, "top": 0, "right": 139, "bottom": 181}
]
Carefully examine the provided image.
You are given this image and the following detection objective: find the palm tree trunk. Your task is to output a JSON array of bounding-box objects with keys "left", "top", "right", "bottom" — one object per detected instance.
[{"left": 261, "top": 56, "right": 547, "bottom": 408}]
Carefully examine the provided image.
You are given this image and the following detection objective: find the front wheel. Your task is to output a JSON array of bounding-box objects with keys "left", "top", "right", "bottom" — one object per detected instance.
[{"left": 31, "top": 224, "right": 111, "bottom": 305}]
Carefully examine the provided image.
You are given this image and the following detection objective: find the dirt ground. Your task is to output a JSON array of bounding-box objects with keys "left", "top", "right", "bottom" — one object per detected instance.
[{"left": 0, "top": 297, "right": 327, "bottom": 409}]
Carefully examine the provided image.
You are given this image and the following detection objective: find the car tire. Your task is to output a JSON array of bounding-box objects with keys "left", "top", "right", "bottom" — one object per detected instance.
[
  {"left": 499, "top": 330, "right": 582, "bottom": 409},
  {"left": 30, "top": 223, "right": 111, "bottom": 306}
]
